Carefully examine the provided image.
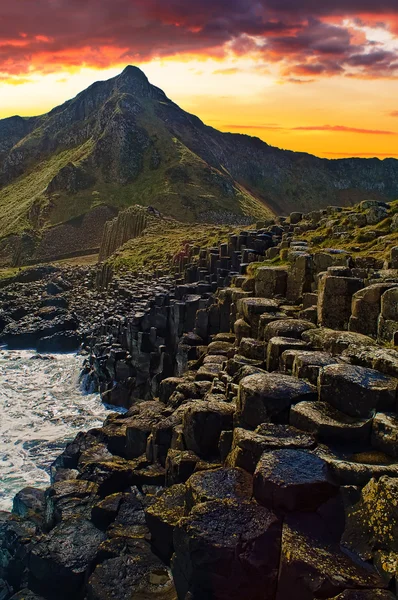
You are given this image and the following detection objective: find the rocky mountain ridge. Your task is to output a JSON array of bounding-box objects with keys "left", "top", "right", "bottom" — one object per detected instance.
[{"left": 1, "top": 65, "right": 398, "bottom": 266}]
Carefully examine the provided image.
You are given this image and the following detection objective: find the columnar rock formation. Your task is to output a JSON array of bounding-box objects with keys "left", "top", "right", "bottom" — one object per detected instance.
[
  {"left": 98, "top": 205, "right": 152, "bottom": 261},
  {"left": 1, "top": 199, "right": 398, "bottom": 599}
]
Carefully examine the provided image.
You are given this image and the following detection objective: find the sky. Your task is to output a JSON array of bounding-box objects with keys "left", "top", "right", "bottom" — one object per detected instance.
[{"left": 0, "top": 1, "right": 398, "bottom": 159}]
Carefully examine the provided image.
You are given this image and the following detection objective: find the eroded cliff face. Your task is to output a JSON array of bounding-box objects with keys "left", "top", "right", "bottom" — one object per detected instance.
[{"left": 98, "top": 205, "right": 152, "bottom": 262}]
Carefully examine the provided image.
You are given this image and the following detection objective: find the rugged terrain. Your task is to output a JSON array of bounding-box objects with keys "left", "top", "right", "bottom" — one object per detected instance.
[
  {"left": 1, "top": 65, "right": 398, "bottom": 265},
  {"left": 1, "top": 199, "right": 398, "bottom": 599}
]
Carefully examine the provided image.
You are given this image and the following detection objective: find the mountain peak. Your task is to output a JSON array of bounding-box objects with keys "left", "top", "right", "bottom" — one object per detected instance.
[
  {"left": 119, "top": 65, "right": 148, "bottom": 81},
  {"left": 115, "top": 64, "right": 153, "bottom": 97}
]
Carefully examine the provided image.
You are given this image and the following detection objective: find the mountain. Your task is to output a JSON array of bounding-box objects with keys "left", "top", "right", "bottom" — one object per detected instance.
[{"left": 0, "top": 65, "right": 398, "bottom": 265}]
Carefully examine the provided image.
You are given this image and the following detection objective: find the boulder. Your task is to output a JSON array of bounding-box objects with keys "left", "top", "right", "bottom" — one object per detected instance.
[
  {"left": 172, "top": 500, "right": 282, "bottom": 600},
  {"left": 237, "top": 372, "right": 317, "bottom": 428},
  {"left": 318, "top": 275, "right": 364, "bottom": 330},
  {"left": 44, "top": 479, "right": 99, "bottom": 528},
  {"left": 319, "top": 364, "right": 398, "bottom": 418},
  {"left": 266, "top": 336, "right": 308, "bottom": 372},
  {"left": 253, "top": 449, "right": 337, "bottom": 511},
  {"left": 371, "top": 413, "right": 398, "bottom": 458},
  {"left": 165, "top": 450, "right": 201, "bottom": 486},
  {"left": 302, "top": 328, "right": 376, "bottom": 355},
  {"left": 349, "top": 284, "right": 398, "bottom": 338},
  {"left": 186, "top": 467, "right": 253, "bottom": 507},
  {"left": 276, "top": 513, "right": 387, "bottom": 600},
  {"left": 145, "top": 484, "right": 188, "bottom": 563},
  {"left": 227, "top": 425, "right": 315, "bottom": 473},
  {"left": 341, "top": 476, "right": 398, "bottom": 565},
  {"left": 87, "top": 551, "right": 176, "bottom": 600},
  {"left": 291, "top": 350, "right": 340, "bottom": 384},
  {"left": 255, "top": 267, "right": 288, "bottom": 299},
  {"left": 290, "top": 401, "right": 373, "bottom": 444},
  {"left": 263, "top": 318, "right": 316, "bottom": 342},
  {"left": 183, "top": 401, "right": 235, "bottom": 458},
  {"left": 29, "top": 518, "right": 106, "bottom": 599}
]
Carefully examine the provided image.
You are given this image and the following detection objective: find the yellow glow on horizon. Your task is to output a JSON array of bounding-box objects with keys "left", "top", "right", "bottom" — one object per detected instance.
[{"left": 0, "top": 58, "right": 397, "bottom": 160}]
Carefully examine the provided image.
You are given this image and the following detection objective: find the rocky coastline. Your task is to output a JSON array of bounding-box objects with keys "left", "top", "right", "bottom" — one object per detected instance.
[{"left": 1, "top": 200, "right": 398, "bottom": 599}]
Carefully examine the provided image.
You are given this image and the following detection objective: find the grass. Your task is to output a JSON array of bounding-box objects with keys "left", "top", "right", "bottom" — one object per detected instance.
[
  {"left": 108, "top": 220, "right": 245, "bottom": 274},
  {"left": 299, "top": 200, "right": 398, "bottom": 262},
  {"left": 0, "top": 92, "right": 273, "bottom": 247}
]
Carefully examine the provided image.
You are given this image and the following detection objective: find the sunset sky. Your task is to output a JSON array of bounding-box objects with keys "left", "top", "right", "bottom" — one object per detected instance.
[{"left": 1, "top": 1, "right": 398, "bottom": 159}]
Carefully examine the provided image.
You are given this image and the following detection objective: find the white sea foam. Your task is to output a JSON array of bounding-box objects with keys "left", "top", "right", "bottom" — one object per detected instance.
[{"left": 0, "top": 349, "right": 114, "bottom": 511}]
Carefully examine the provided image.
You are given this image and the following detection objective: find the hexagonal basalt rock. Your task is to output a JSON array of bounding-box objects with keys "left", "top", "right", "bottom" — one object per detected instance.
[
  {"left": 183, "top": 401, "right": 235, "bottom": 458},
  {"left": 319, "top": 364, "right": 398, "bottom": 418},
  {"left": 237, "top": 372, "right": 317, "bottom": 428},
  {"left": 266, "top": 336, "right": 308, "bottom": 372},
  {"left": 172, "top": 499, "right": 282, "bottom": 600},
  {"left": 186, "top": 467, "right": 253, "bottom": 507},
  {"left": 263, "top": 318, "right": 316, "bottom": 342},
  {"left": 276, "top": 513, "right": 387, "bottom": 600},
  {"left": 227, "top": 425, "right": 316, "bottom": 473},
  {"left": 253, "top": 449, "right": 337, "bottom": 511},
  {"left": 28, "top": 518, "right": 106, "bottom": 599},
  {"left": 145, "top": 484, "right": 188, "bottom": 563},
  {"left": 371, "top": 413, "right": 398, "bottom": 458},
  {"left": 87, "top": 553, "right": 176, "bottom": 600},
  {"left": 290, "top": 401, "right": 373, "bottom": 444}
]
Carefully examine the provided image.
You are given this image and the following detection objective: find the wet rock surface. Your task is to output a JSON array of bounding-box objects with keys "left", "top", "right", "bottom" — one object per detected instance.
[{"left": 2, "top": 201, "right": 398, "bottom": 599}]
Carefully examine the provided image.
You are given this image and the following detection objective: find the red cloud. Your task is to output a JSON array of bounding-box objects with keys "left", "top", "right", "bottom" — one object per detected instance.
[{"left": 0, "top": 1, "right": 397, "bottom": 81}]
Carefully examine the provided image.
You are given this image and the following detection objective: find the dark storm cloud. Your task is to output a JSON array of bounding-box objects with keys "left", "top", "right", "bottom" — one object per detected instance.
[{"left": 0, "top": 0, "right": 397, "bottom": 80}]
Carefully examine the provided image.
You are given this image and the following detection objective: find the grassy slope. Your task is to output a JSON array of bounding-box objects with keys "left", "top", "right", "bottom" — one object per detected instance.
[
  {"left": 0, "top": 97, "right": 272, "bottom": 240},
  {"left": 108, "top": 220, "right": 245, "bottom": 274},
  {"left": 0, "top": 139, "right": 95, "bottom": 236}
]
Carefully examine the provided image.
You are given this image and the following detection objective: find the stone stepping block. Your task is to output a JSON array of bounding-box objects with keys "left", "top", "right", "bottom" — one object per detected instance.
[
  {"left": 227, "top": 425, "right": 315, "bottom": 473},
  {"left": 239, "top": 337, "right": 267, "bottom": 361},
  {"left": 266, "top": 336, "right": 308, "bottom": 371},
  {"left": 237, "top": 372, "right": 317, "bottom": 428},
  {"left": 159, "top": 377, "right": 187, "bottom": 403},
  {"left": 206, "top": 340, "right": 236, "bottom": 357},
  {"left": 145, "top": 483, "right": 189, "bottom": 562},
  {"left": 317, "top": 447, "right": 398, "bottom": 486},
  {"left": 371, "top": 413, "right": 398, "bottom": 458},
  {"left": 263, "top": 318, "right": 316, "bottom": 342},
  {"left": 195, "top": 362, "right": 222, "bottom": 381},
  {"left": 238, "top": 297, "right": 280, "bottom": 334},
  {"left": 254, "top": 266, "right": 288, "bottom": 299},
  {"left": 183, "top": 401, "right": 235, "bottom": 458},
  {"left": 253, "top": 449, "right": 337, "bottom": 511},
  {"left": 29, "top": 519, "right": 106, "bottom": 599},
  {"left": 290, "top": 401, "right": 373, "bottom": 444},
  {"left": 165, "top": 449, "right": 201, "bottom": 486},
  {"left": 258, "top": 312, "right": 289, "bottom": 338},
  {"left": 291, "top": 350, "right": 341, "bottom": 384},
  {"left": 87, "top": 548, "right": 176, "bottom": 600},
  {"left": 234, "top": 317, "right": 252, "bottom": 343},
  {"left": 45, "top": 479, "right": 99, "bottom": 529},
  {"left": 319, "top": 364, "right": 398, "bottom": 418},
  {"left": 276, "top": 513, "right": 387, "bottom": 600},
  {"left": 186, "top": 467, "right": 253, "bottom": 507},
  {"left": 172, "top": 499, "right": 282, "bottom": 600},
  {"left": 302, "top": 327, "right": 376, "bottom": 355}
]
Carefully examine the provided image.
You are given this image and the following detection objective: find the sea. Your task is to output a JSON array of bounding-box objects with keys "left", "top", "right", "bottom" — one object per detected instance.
[{"left": 0, "top": 349, "right": 115, "bottom": 511}]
